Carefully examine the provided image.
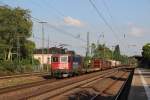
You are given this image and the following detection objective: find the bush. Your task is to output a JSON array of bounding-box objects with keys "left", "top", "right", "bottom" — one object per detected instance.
[
  {"left": 0, "top": 60, "right": 17, "bottom": 74},
  {"left": 0, "top": 58, "right": 41, "bottom": 74},
  {"left": 19, "top": 59, "right": 40, "bottom": 72},
  {"left": 33, "top": 59, "right": 40, "bottom": 65},
  {"left": 43, "top": 64, "right": 50, "bottom": 72}
]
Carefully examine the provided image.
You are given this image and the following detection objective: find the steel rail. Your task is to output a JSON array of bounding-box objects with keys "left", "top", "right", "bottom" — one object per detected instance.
[
  {"left": 0, "top": 72, "right": 49, "bottom": 79},
  {"left": 28, "top": 70, "right": 118, "bottom": 100}
]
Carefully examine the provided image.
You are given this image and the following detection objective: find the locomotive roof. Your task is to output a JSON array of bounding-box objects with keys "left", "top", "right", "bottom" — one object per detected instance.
[{"left": 51, "top": 54, "right": 72, "bottom": 57}]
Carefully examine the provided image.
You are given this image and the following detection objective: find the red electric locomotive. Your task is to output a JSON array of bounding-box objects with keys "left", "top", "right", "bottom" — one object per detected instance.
[{"left": 51, "top": 54, "right": 82, "bottom": 78}]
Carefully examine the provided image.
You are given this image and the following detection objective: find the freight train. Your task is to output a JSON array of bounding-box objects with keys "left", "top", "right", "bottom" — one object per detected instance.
[{"left": 50, "top": 54, "right": 121, "bottom": 78}]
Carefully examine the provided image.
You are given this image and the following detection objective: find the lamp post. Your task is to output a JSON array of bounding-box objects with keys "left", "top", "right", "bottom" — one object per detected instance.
[{"left": 39, "top": 21, "right": 47, "bottom": 71}]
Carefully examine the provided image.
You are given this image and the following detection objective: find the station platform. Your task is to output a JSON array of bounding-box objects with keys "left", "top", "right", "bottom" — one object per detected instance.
[{"left": 128, "top": 68, "right": 150, "bottom": 100}]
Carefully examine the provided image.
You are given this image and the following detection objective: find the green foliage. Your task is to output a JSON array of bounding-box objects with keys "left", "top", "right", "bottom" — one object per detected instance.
[
  {"left": 0, "top": 58, "right": 40, "bottom": 74},
  {"left": 114, "top": 45, "right": 120, "bottom": 55},
  {"left": 93, "top": 44, "right": 113, "bottom": 60},
  {"left": 140, "top": 43, "right": 150, "bottom": 68},
  {"left": 118, "top": 55, "right": 128, "bottom": 64},
  {"left": 33, "top": 59, "right": 40, "bottom": 65},
  {"left": 142, "top": 43, "right": 150, "bottom": 61},
  {"left": 83, "top": 56, "right": 91, "bottom": 68},
  {"left": 0, "top": 6, "right": 33, "bottom": 61},
  {"left": 91, "top": 43, "right": 130, "bottom": 64},
  {"left": 22, "top": 40, "right": 35, "bottom": 59},
  {"left": 0, "top": 6, "right": 40, "bottom": 73},
  {"left": 0, "top": 61, "right": 17, "bottom": 73},
  {"left": 113, "top": 45, "right": 121, "bottom": 61}
]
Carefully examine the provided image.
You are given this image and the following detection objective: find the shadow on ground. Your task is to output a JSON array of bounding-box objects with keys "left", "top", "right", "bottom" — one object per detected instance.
[
  {"left": 108, "top": 76, "right": 126, "bottom": 81},
  {"left": 42, "top": 75, "right": 52, "bottom": 79},
  {"left": 68, "top": 90, "right": 114, "bottom": 100}
]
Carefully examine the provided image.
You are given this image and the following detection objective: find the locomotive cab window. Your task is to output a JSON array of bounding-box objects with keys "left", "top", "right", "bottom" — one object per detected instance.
[
  {"left": 60, "top": 56, "right": 68, "bottom": 62},
  {"left": 52, "top": 57, "right": 59, "bottom": 62}
]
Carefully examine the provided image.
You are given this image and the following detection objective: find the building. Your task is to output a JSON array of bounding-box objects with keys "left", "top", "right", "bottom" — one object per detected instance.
[
  {"left": 33, "top": 47, "right": 74, "bottom": 65},
  {"left": 34, "top": 54, "right": 52, "bottom": 65}
]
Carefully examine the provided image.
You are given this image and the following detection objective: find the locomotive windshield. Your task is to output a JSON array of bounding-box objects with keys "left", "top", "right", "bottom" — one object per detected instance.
[
  {"left": 60, "top": 56, "right": 68, "bottom": 62},
  {"left": 52, "top": 57, "right": 59, "bottom": 62}
]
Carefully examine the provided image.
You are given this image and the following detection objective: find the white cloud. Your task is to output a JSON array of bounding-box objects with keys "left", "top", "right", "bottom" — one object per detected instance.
[
  {"left": 127, "top": 23, "right": 147, "bottom": 37},
  {"left": 63, "top": 16, "right": 84, "bottom": 27},
  {"left": 129, "top": 26, "right": 145, "bottom": 37}
]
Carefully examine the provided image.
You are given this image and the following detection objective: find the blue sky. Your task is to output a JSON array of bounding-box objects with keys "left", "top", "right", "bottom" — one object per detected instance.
[{"left": 0, "top": 0, "right": 150, "bottom": 56}]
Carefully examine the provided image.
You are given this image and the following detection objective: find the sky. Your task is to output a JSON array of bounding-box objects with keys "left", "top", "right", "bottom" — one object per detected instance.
[{"left": 0, "top": 0, "right": 150, "bottom": 56}]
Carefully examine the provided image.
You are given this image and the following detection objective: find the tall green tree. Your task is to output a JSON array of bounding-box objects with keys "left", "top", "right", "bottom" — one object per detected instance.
[
  {"left": 113, "top": 45, "right": 121, "bottom": 60},
  {"left": 0, "top": 6, "right": 33, "bottom": 61},
  {"left": 114, "top": 45, "right": 120, "bottom": 55}
]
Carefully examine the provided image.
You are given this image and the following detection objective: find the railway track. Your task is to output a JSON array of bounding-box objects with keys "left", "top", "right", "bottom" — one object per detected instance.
[
  {"left": 48, "top": 70, "right": 127, "bottom": 100},
  {"left": 91, "top": 71, "right": 128, "bottom": 100},
  {"left": 0, "top": 72, "right": 49, "bottom": 79},
  {"left": 64, "top": 68, "right": 132, "bottom": 100},
  {"left": 26, "top": 69, "right": 119, "bottom": 100},
  {"left": 0, "top": 68, "right": 118, "bottom": 100},
  {"left": 0, "top": 79, "right": 56, "bottom": 94}
]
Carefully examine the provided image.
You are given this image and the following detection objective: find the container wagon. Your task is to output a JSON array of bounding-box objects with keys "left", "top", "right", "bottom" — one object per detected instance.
[{"left": 91, "top": 58, "right": 103, "bottom": 71}]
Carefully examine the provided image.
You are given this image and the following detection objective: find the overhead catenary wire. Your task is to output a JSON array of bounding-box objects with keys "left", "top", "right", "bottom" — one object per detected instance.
[
  {"left": 40, "top": 0, "right": 65, "bottom": 17},
  {"left": 101, "top": 0, "right": 130, "bottom": 55},
  {"left": 0, "top": 0, "right": 85, "bottom": 43},
  {"left": 33, "top": 35, "right": 87, "bottom": 49},
  {"left": 32, "top": 29, "right": 87, "bottom": 49},
  {"left": 29, "top": 0, "right": 107, "bottom": 54},
  {"left": 30, "top": 0, "right": 65, "bottom": 19},
  {"left": 89, "top": 0, "right": 128, "bottom": 50},
  {"left": 43, "top": 0, "right": 104, "bottom": 45},
  {"left": 29, "top": 0, "right": 86, "bottom": 42},
  {"left": 101, "top": 0, "right": 113, "bottom": 19},
  {"left": 31, "top": 16, "right": 86, "bottom": 42},
  {"left": 89, "top": 0, "right": 119, "bottom": 42},
  {"left": 27, "top": 0, "right": 84, "bottom": 41},
  {"left": 32, "top": 34, "right": 68, "bottom": 47},
  {"left": 32, "top": 30, "right": 87, "bottom": 50},
  {"left": 0, "top": 0, "right": 115, "bottom": 55},
  {"left": 0, "top": 1, "right": 85, "bottom": 49},
  {"left": 101, "top": 0, "right": 126, "bottom": 40}
]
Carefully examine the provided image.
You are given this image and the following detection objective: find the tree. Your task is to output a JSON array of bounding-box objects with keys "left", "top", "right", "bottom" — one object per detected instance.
[
  {"left": 142, "top": 43, "right": 150, "bottom": 61},
  {"left": 93, "top": 44, "right": 112, "bottom": 59},
  {"left": 0, "top": 6, "right": 33, "bottom": 61},
  {"left": 113, "top": 45, "right": 121, "bottom": 60},
  {"left": 90, "top": 43, "right": 131, "bottom": 65},
  {"left": 134, "top": 43, "right": 150, "bottom": 68},
  {"left": 22, "top": 40, "right": 35, "bottom": 59},
  {"left": 114, "top": 45, "right": 120, "bottom": 55}
]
